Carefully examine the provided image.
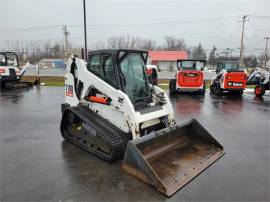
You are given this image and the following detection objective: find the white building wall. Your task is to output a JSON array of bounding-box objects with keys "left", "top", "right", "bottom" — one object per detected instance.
[
  {"left": 156, "top": 61, "right": 177, "bottom": 71},
  {"left": 39, "top": 62, "right": 56, "bottom": 68}
]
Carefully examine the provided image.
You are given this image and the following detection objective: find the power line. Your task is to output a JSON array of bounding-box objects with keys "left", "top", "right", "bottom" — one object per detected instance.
[
  {"left": 3, "top": 14, "right": 269, "bottom": 33},
  {"left": 248, "top": 15, "right": 270, "bottom": 18},
  {"left": 3, "top": 25, "right": 62, "bottom": 33},
  {"left": 3, "top": 16, "right": 242, "bottom": 33}
]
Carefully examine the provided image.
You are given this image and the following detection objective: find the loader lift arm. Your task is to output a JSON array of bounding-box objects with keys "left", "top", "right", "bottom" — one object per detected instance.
[
  {"left": 247, "top": 67, "right": 270, "bottom": 96},
  {"left": 247, "top": 67, "right": 270, "bottom": 85}
]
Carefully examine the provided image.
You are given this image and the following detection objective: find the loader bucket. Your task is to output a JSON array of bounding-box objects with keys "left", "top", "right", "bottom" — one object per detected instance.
[{"left": 122, "top": 119, "right": 224, "bottom": 197}]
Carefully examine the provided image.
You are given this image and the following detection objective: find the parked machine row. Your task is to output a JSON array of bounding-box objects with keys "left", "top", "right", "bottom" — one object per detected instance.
[{"left": 167, "top": 59, "right": 269, "bottom": 97}]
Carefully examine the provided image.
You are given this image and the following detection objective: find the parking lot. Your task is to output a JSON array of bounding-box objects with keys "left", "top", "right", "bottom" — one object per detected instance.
[{"left": 1, "top": 87, "right": 269, "bottom": 201}]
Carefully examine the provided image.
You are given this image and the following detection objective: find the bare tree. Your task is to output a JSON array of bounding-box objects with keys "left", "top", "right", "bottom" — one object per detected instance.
[
  {"left": 107, "top": 35, "right": 156, "bottom": 50},
  {"left": 208, "top": 46, "right": 217, "bottom": 66},
  {"left": 107, "top": 36, "right": 126, "bottom": 49},
  {"left": 257, "top": 54, "right": 268, "bottom": 68},
  {"left": 137, "top": 39, "right": 156, "bottom": 50},
  {"left": 90, "top": 41, "right": 106, "bottom": 50},
  {"left": 191, "top": 43, "right": 206, "bottom": 60},
  {"left": 164, "top": 36, "right": 186, "bottom": 51},
  {"left": 107, "top": 36, "right": 118, "bottom": 49}
]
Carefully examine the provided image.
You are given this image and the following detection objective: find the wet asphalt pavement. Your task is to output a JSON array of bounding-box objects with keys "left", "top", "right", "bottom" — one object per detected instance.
[{"left": 1, "top": 87, "right": 269, "bottom": 201}]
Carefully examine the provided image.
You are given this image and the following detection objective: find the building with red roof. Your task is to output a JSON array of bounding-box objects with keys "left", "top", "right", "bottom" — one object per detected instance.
[{"left": 148, "top": 51, "right": 188, "bottom": 71}]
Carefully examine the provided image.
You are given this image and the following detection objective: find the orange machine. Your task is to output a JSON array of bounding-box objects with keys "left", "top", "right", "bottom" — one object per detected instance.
[
  {"left": 169, "top": 59, "right": 206, "bottom": 95},
  {"left": 210, "top": 61, "right": 247, "bottom": 95},
  {"left": 146, "top": 65, "right": 158, "bottom": 85}
]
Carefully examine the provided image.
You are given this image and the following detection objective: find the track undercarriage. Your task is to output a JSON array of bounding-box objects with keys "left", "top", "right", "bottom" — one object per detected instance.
[{"left": 60, "top": 106, "right": 132, "bottom": 162}]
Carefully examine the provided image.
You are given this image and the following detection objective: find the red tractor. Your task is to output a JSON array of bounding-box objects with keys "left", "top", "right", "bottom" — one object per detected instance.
[
  {"left": 169, "top": 59, "right": 206, "bottom": 95},
  {"left": 210, "top": 61, "right": 247, "bottom": 95}
]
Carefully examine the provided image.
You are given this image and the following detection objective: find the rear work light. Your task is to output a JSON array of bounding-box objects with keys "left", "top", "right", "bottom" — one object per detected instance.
[{"left": 0, "top": 69, "right": 5, "bottom": 73}]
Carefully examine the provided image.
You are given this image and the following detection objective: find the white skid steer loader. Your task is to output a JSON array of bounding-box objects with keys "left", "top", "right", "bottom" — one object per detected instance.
[
  {"left": 60, "top": 49, "right": 224, "bottom": 196},
  {"left": 247, "top": 67, "right": 270, "bottom": 97},
  {"left": 0, "top": 52, "right": 37, "bottom": 89}
]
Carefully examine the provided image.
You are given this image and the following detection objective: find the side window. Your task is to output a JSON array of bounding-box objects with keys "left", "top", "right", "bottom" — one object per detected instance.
[
  {"left": 217, "top": 64, "right": 221, "bottom": 72},
  {"left": 87, "top": 55, "right": 104, "bottom": 78},
  {"left": 0, "top": 55, "right": 6, "bottom": 66},
  {"left": 103, "top": 56, "right": 118, "bottom": 89},
  {"left": 120, "top": 54, "right": 149, "bottom": 99}
]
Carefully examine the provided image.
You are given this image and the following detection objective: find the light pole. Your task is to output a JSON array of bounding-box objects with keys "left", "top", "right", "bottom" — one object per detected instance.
[{"left": 83, "top": 0, "right": 88, "bottom": 60}]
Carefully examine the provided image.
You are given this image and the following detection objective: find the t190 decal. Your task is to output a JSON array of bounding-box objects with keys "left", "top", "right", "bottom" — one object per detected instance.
[{"left": 66, "top": 84, "right": 73, "bottom": 97}]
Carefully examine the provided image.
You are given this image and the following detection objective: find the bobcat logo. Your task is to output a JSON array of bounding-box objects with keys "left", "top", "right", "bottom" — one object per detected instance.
[{"left": 118, "top": 97, "right": 124, "bottom": 104}]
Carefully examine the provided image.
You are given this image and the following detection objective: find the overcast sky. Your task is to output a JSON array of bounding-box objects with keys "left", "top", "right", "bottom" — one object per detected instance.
[{"left": 1, "top": 0, "right": 270, "bottom": 54}]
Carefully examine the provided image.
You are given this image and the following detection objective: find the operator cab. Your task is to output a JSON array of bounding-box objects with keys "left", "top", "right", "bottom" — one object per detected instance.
[
  {"left": 0, "top": 52, "right": 19, "bottom": 68},
  {"left": 216, "top": 61, "right": 243, "bottom": 73},
  {"left": 86, "top": 50, "right": 151, "bottom": 108},
  {"left": 0, "top": 52, "right": 21, "bottom": 84},
  {"left": 178, "top": 60, "right": 205, "bottom": 71}
]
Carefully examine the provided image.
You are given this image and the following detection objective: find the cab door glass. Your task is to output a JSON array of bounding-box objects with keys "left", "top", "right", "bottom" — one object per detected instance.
[
  {"left": 120, "top": 53, "right": 150, "bottom": 100},
  {"left": 87, "top": 55, "right": 104, "bottom": 79},
  {"left": 103, "top": 55, "right": 118, "bottom": 89}
]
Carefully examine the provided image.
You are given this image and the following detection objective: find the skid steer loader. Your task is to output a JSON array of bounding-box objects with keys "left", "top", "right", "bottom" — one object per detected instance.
[
  {"left": 210, "top": 61, "right": 247, "bottom": 95},
  {"left": 169, "top": 59, "right": 206, "bottom": 95},
  {"left": 0, "top": 52, "right": 35, "bottom": 89},
  {"left": 247, "top": 67, "right": 270, "bottom": 97},
  {"left": 60, "top": 49, "right": 224, "bottom": 196}
]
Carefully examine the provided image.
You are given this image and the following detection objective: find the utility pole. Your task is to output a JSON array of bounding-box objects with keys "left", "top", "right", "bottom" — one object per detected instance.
[
  {"left": 239, "top": 15, "right": 249, "bottom": 66},
  {"left": 227, "top": 48, "right": 232, "bottom": 60},
  {"left": 63, "top": 25, "right": 70, "bottom": 60},
  {"left": 263, "top": 37, "right": 270, "bottom": 69},
  {"left": 83, "top": 0, "right": 88, "bottom": 60}
]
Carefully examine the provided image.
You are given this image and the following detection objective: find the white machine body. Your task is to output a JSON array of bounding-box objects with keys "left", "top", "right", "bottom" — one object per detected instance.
[
  {"left": 247, "top": 67, "right": 270, "bottom": 85},
  {"left": 64, "top": 55, "right": 175, "bottom": 140}
]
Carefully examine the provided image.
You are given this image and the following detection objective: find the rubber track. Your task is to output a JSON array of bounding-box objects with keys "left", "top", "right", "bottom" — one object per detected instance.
[
  {"left": 4, "top": 81, "right": 33, "bottom": 89},
  {"left": 60, "top": 105, "right": 132, "bottom": 162}
]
